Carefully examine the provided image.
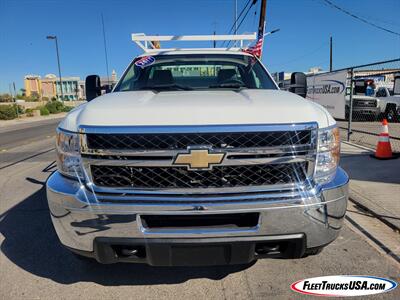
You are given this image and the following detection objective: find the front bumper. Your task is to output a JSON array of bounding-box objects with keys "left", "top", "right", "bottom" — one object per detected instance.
[
  {"left": 351, "top": 106, "right": 381, "bottom": 116},
  {"left": 46, "top": 168, "right": 349, "bottom": 265}
]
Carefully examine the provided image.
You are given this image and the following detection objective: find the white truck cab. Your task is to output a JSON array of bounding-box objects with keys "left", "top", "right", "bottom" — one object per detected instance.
[
  {"left": 46, "top": 34, "right": 348, "bottom": 266},
  {"left": 375, "top": 85, "right": 400, "bottom": 122}
]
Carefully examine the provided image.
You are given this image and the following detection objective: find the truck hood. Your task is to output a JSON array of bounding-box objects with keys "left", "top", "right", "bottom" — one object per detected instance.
[
  {"left": 59, "top": 89, "right": 335, "bottom": 131},
  {"left": 352, "top": 95, "right": 378, "bottom": 100},
  {"left": 379, "top": 95, "right": 400, "bottom": 101}
]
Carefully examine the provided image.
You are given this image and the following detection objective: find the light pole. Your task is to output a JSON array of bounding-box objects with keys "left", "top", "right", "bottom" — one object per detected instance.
[
  {"left": 233, "top": 0, "right": 237, "bottom": 47},
  {"left": 46, "top": 35, "right": 64, "bottom": 103},
  {"left": 264, "top": 28, "right": 280, "bottom": 37}
]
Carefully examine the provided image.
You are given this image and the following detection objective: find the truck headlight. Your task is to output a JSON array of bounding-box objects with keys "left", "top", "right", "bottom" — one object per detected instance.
[
  {"left": 315, "top": 125, "right": 340, "bottom": 183},
  {"left": 56, "top": 128, "right": 83, "bottom": 179}
]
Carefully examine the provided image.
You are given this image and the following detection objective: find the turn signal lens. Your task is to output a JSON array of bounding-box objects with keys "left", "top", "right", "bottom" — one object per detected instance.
[
  {"left": 315, "top": 126, "right": 340, "bottom": 183},
  {"left": 56, "top": 128, "right": 83, "bottom": 179}
]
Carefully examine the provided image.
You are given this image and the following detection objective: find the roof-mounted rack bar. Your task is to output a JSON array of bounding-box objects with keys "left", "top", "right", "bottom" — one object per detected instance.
[{"left": 131, "top": 33, "right": 256, "bottom": 52}]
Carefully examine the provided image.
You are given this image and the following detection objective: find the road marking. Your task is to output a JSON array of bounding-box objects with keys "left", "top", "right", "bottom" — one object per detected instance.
[
  {"left": 346, "top": 202, "right": 400, "bottom": 266},
  {"left": 0, "top": 148, "right": 55, "bottom": 170}
]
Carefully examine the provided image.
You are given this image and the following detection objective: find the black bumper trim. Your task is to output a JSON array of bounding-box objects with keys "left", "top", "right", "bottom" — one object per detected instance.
[{"left": 68, "top": 234, "right": 307, "bottom": 266}]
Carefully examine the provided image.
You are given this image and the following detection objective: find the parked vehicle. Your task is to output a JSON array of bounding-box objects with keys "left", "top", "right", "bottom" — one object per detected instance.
[
  {"left": 345, "top": 79, "right": 380, "bottom": 121},
  {"left": 375, "top": 86, "right": 400, "bottom": 122},
  {"left": 46, "top": 34, "right": 348, "bottom": 266},
  {"left": 345, "top": 77, "right": 400, "bottom": 121}
]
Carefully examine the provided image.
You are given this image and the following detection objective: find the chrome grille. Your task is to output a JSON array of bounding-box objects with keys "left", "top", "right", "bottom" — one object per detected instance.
[
  {"left": 353, "top": 99, "right": 377, "bottom": 108},
  {"left": 91, "top": 163, "right": 308, "bottom": 189},
  {"left": 86, "top": 131, "right": 312, "bottom": 150},
  {"left": 80, "top": 124, "right": 318, "bottom": 193}
]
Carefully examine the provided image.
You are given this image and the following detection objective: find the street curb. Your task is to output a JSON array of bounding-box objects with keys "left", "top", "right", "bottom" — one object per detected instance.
[
  {"left": 344, "top": 215, "right": 400, "bottom": 265},
  {"left": 349, "top": 190, "right": 400, "bottom": 233},
  {"left": 0, "top": 113, "right": 67, "bottom": 129},
  {"left": 342, "top": 141, "right": 374, "bottom": 152}
]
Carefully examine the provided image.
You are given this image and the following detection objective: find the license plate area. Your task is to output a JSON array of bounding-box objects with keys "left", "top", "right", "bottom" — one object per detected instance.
[
  {"left": 171, "top": 244, "right": 230, "bottom": 266},
  {"left": 140, "top": 213, "right": 260, "bottom": 232}
]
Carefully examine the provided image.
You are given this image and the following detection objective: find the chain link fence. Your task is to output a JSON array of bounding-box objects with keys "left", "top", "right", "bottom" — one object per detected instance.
[{"left": 336, "top": 59, "right": 400, "bottom": 152}]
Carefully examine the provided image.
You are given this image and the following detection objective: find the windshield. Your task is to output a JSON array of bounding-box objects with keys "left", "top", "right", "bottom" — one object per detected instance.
[{"left": 114, "top": 54, "right": 277, "bottom": 92}]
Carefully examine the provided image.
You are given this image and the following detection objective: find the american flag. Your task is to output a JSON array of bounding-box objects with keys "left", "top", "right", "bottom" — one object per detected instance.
[{"left": 243, "top": 22, "right": 265, "bottom": 58}]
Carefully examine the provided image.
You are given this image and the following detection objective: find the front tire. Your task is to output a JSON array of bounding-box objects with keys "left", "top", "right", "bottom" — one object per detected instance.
[{"left": 385, "top": 105, "right": 398, "bottom": 122}]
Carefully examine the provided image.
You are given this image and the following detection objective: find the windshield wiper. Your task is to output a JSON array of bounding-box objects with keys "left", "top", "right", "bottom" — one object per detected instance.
[
  {"left": 209, "top": 83, "right": 247, "bottom": 90},
  {"left": 139, "top": 84, "right": 193, "bottom": 91}
]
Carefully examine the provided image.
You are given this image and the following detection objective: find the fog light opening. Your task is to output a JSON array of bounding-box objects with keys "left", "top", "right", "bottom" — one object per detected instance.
[
  {"left": 255, "top": 243, "right": 282, "bottom": 256},
  {"left": 112, "top": 245, "right": 146, "bottom": 259}
]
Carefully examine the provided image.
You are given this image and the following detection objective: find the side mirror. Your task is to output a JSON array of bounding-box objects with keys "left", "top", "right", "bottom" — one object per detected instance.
[
  {"left": 394, "top": 75, "right": 400, "bottom": 95},
  {"left": 289, "top": 72, "right": 307, "bottom": 98},
  {"left": 85, "top": 75, "right": 101, "bottom": 101}
]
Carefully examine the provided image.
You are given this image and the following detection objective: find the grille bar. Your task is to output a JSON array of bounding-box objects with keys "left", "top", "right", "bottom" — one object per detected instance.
[
  {"left": 86, "top": 131, "right": 312, "bottom": 151},
  {"left": 91, "top": 163, "right": 309, "bottom": 189},
  {"left": 353, "top": 99, "right": 377, "bottom": 108}
]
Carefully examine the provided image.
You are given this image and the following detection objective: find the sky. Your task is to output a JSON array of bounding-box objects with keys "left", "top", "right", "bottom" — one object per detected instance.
[{"left": 0, "top": 0, "right": 399, "bottom": 93}]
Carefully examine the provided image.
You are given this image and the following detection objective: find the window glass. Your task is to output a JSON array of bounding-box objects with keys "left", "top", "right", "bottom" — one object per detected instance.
[
  {"left": 376, "top": 88, "right": 387, "bottom": 97},
  {"left": 118, "top": 64, "right": 138, "bottom": 91},
  {"left": 114, "top": 54, "right": 277, "bottom": 92}
]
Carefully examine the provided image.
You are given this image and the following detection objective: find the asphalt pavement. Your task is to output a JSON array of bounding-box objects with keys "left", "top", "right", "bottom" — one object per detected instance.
[
  {"left": 0, "top": 119, "right": 399, "bottom": 300},
  {"left": 0, "top": 118, "right": 61, "bottom": 151}
]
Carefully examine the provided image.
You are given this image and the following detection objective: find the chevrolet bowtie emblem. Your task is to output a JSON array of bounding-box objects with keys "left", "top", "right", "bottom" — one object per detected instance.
[{"left": 174, "top": 149, "right": 225, "bottom": 170}]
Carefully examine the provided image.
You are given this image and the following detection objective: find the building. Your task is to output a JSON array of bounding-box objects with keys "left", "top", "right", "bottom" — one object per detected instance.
[
  {"left": 54, "top": 76, "right": 80, "bottom": 101},
  {"left": 24, "top": 75, "right": 41, "bottom": 98},
  {"left": 306, "top": 67, "right": 324, "bottom": 75},
  {"left": 78, "top": 80, "right": 86, "bottom": 100},
  {"left": 353, "top": 69, "right": 400, "bottom": 89},
  {"left": 24, "top": 74, "right": 82, "bottom": 100},
  {"left": 41, "top": 74, "right": 57, "bottom": 99},
  {"left": 23, "top": 70, "right": 118, "bottom": 101},
  {"left": 100, "top": 70, "right": 118, "bottom": 87}
]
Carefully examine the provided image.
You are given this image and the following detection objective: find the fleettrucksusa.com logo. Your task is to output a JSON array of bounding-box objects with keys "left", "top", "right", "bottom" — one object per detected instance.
[
  {"left": 291, "top": 275, "right": 397, "bottom": 297},
  {"left": 307, "top": 80, "right": 345, "bottom": 95}
]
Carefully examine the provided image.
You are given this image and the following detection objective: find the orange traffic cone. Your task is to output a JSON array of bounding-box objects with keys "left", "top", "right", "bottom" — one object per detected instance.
[{"left": 374, "top": 119, "right": 393, "bottom": 159}]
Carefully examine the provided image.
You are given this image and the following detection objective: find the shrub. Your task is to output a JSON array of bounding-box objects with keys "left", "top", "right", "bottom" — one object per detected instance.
[
  {"left": 63, "top": 106, "right": 73, "bottom": 112},
  {"left": 30, "top": 92, "right": 40, "bottom": 101},
  {"left": 25, "top": 108, "right": 34, "bottom": 117},
  {"left": 39, "top": 106, "right": 50, "bottom": 116},
  {"left": 0, "top": 94, "right": 12, "bottom": 102},
  {"left": 55, "top": 100, "right": 64, "bottom": 111},
  {"left": 0, "top": 105, "right": 17, "bottom": 120},
  {"left": 44, "top": 100, "right": 72, "bottom": 114},
  {"left": 15, "top": 104, "right": 24, "bottom": 114},
  {"left": 45, "top": 101, "right": 59, "bottom": 114}
]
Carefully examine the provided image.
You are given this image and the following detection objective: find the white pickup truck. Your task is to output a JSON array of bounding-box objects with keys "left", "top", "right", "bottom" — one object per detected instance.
[
  {"left": 345, "top": 77, "right": 400, "bottom": 121},
  {"left": 46, "top": 34, "right": 348, "bottom": 266},
  {"left": 375, "top": 86, "right": 400, "bottom": 122}
]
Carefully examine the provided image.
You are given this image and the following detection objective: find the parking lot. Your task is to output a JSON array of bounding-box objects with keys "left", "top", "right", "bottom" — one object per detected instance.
[{"left": 1, "top": 118, "right": 399, "bottom": 299}]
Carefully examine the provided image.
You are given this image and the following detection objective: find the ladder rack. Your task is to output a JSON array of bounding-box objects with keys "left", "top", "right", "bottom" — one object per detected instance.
[{"left": 131, "top": 33, "right": 256, "bottom": 52}]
